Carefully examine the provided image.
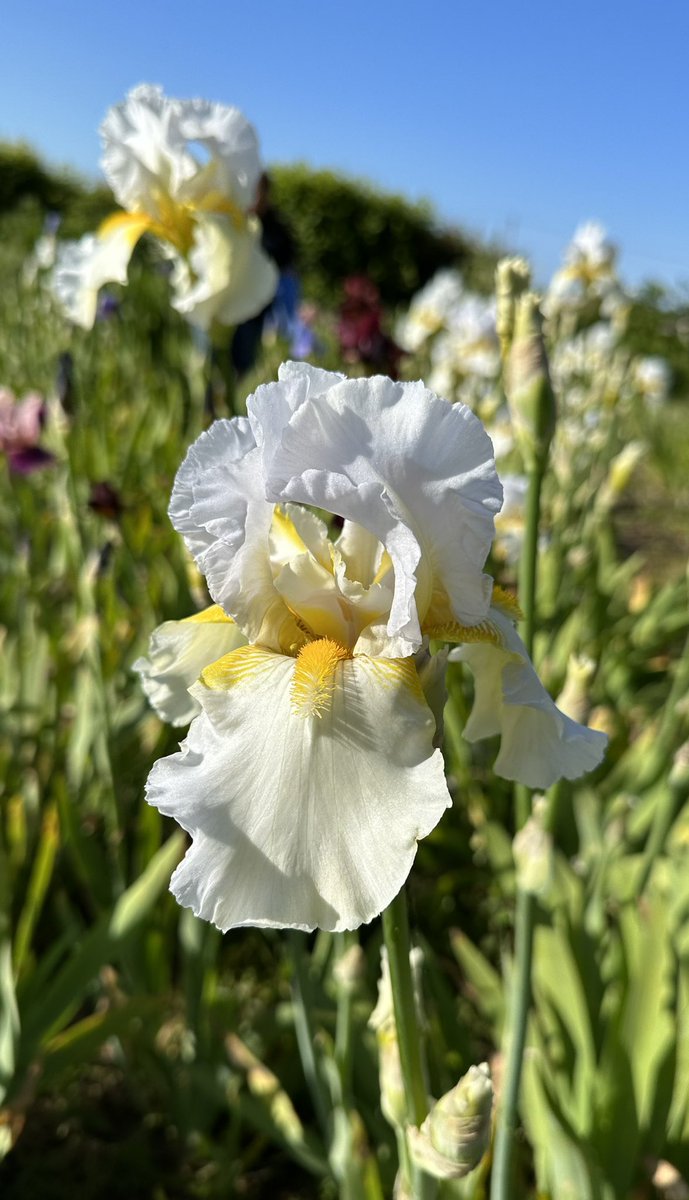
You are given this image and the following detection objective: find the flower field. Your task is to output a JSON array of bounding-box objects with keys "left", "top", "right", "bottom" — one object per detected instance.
[{"left": 1, "top": 89, "right": 689, "bottom": 1200}]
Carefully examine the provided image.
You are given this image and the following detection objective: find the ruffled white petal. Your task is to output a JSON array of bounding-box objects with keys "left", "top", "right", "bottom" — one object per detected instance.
[
  {"left": 175, "top": 98, "right": 262, "bottom": 210},
  {"left": 169, "top": 419, "right": 301, "bottom": 650},
  {"left": 100, "top": 84, "right": 192, "bottom": 213},
  {"left": 247, "top": 362, "right": 345, "bottom": 473},
  {"left": 262, "top": 372, "right": 502, "bottom": 652},
  {"left": 133, "top": 610, "right": 247, "bottom": 725},
  {"left": 101, "top": 85, "right": 263, "bottom": 222},
  {"left": 450, "top": 609, "right": 607, "bottom": 789},
  {"left": 146, "top": 649, "right": 451, "bottom": 931},
  {"left": 171, "top": 213, "right": 277, "bottom": 329}
]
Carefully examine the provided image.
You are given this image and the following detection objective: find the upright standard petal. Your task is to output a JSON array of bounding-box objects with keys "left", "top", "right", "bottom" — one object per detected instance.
[
  {"left": 247, "top": 362, "right": 345, "bottom": 474},
  {"left": 175, "top": 97, "right": 262, "bottom": 210},
  {"left": 146, "top": 647, "right": 451, "bottom": 931},
  {"left": 263, "top": 372, "right": 502, "bottom": 652},
  {"left": 134, "top": 606, "right": 247, "bottom": 726},
  {"left": 168, "top": 419, "right": 303, "bottom": 651},
  {"left": 450, "top": 608, "right": 608, "bottom": 789},
  {"left": 100, "top": 84, "right": 192, "bottom": 213}
]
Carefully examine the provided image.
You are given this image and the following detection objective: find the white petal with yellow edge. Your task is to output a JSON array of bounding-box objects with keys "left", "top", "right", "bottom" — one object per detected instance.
[
  {"left": 134, "top": 607, "right": 247, "bottom": 726},
  {"left": 450, "top": 608, "right": 607, "bottom": 789},
  {"left": 145, "top": 647, "right": 451, "bottom": 931}
]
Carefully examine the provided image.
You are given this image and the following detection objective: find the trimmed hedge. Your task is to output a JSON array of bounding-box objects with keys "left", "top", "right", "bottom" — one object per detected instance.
[{"left": 270, "top": 163, "right": 496, "bottom": 306}]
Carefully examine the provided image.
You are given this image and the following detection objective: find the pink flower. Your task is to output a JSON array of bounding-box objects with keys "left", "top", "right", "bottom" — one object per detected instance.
[{"left": 0, "top": 389, "right": 54, "bottom": 474}]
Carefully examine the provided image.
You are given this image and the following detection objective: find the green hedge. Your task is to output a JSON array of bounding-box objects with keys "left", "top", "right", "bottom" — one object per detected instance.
[
  {"left": 0, "top": 142, "right": 498, "bottom": 306},
  {"left": 270, "top": 162, "right": 497, "bottom": 306}
]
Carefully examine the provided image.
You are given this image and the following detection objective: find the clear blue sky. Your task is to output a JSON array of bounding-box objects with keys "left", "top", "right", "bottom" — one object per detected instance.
[{"left": 3, "top": 0, "right": 688, "bottom": 290}]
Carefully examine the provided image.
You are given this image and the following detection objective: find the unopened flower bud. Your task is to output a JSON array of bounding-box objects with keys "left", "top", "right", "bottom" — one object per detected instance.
[
  {"left": 496, "top": 257, "right": 531, "bottom": 358},
  {"left": 513, "top": 801, "right": 553, "bottom": 896},
  {"left": 407, "top": 1063, "right": 493, "bottom": 1180},
  {"left": 597, "top": 441, "right": 645, "bottom": 510},
  {"left": 556, "top": 654, "right": 596, "bottom": 724},
  {"left": 369, "top": 947, "right": 425, "bottom": 1129},
  {"left": 670, "top": 742, "right": 689, "bottom": 790},
  {"left": 506, "top": 292, "right": 556, "bottom": 470},
  {"left": 333, "top": 942, "right": 366, "bottom": 995}
]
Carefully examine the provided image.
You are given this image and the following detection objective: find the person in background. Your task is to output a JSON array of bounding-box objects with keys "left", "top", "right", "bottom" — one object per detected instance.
[{"left": 232, "top": 172, "right": 298, "bottom": 376}]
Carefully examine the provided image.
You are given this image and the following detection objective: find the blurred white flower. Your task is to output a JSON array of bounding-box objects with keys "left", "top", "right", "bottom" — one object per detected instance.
[
  {"left": 52, "top": 84, "right": 277, "bottom": 329},
  {"left": 550, "top": 322, "right": 618, "bottom": 387},
  {"left": 140, "top": 363, "right": 606, "bottom": 931},
  {"left": 429, "top": 295, "right": 500, "bottom": 385},
  {"left": 633, "top": 355, "right": 671, "bottom": 405},
  {"left": 546, "top": 221, "right": 618, "bottom": 314},
  {"left": 493, "top": 473, "right": 528, "bottom": 564},
  {"left": 396, "top": 269, "right": 464, "bottom": 352}
]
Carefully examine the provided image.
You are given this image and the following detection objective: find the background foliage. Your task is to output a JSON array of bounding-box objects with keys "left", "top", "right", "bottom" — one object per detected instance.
[{"left": 1, "top": 142, "right": 689, "bottom": 1198}]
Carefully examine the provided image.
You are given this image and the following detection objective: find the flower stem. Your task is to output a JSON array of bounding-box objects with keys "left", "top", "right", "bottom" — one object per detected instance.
[
  {"left": 382, "top": 888, "right": 437, "bottom": 1199},
  {"left": 287, "top": 931, "right": 331, "bottom": 1142},
  {"left": 489, "top": 889, "right": 535, "bottom": 1200},
  {"left": 206, "top": 322, "right": 237, "bottom": 419},
  {"left": 517, "top": 461, "right": 544, "bottom": 661},
  {"left": 381, "top": 889, "right": 427, "bottom": 1126},
  {"left": 334, "top": 931, "right": 356, "bottom": 1099},
  {"left": 492, "top": 453, "right": 547, "bottom": 1200}
]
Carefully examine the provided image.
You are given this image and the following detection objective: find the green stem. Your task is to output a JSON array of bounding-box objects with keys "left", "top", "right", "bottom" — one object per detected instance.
[
  {"left": 517, "top": 461, "right": 545, "bottom": 660},
  {"left": 492, "top": 450, "right": 548, "bottom": 1199},
  {"left": 206, "top": 322, "right": 237, "bottom": 419},
  {"left": 490, "top": 890, "right": 535, "bottom": 1199},
  {"left": 334, "top": 932, "right": 355, "bottom": 1099},
  {"left": 382, "top": 889, "right": 437, "bottom": 1199},
  {"left": 381, "top": 890, "right": 427, "bottom": 1127},
  {"left": 636, "top": 774, "right": 689, "bottom": 896},
  {"left": 287, "top": 931, "right": 331, "bottom": 1142}
]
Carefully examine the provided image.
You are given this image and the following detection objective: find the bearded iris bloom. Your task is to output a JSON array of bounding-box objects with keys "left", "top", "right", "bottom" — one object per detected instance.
[
  {"left": 52, "top": 85, "right": 277, "bottom": 330},
  {"left": 138, "top": 363, "right": 606, "bottom": 932}
]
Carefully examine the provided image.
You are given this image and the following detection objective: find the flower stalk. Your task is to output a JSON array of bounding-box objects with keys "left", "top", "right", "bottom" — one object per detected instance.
[
  {"left": 491, "top": 290, "right": 554, "bottom": 1200},
  {"left": 381, "top": 888, "right": 437, "bottom": 1199}
]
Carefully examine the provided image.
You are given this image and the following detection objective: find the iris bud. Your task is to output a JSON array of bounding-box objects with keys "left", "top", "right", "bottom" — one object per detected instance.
[{"left": 407, "top": 1062, "right": 493, "bottom": 1179}]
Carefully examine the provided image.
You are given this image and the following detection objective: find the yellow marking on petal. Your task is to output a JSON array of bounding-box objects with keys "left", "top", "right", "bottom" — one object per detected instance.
[
  {"left": 272, "top": 505, "right": 310, "bottom": 556},
  {"left": 194, "top": 190, "right": 247, "bottom": 231},
  {"left": 372, "top": 549, "right": 393, "bottom": 586},
  {"left": 422, "top": 579, "right": 508, "bottom": 646},
  {"left": 98, "top": 210, "right": 155, "bottom": 246},
  {"left": 492, "top": 585, "right": 523, "bottom": 621},
  {"left": 291, "top": 638, "right": 351, "bottom": 718},
  {"left": 423, "top": 617, "right": 504, "bottom": 647},
  {"left": 182, "top": 604, "right": 234, "bottom": 625},
  {"left": 364, "top": 656, "right": 426, "bottom": 704},
  {"left": 200, "top": 645, "right": 275, "bottom": 690}
]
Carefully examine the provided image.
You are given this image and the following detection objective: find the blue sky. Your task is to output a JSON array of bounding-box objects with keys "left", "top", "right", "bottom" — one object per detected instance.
[{"left": 3, "top": 0, "right": 688, "bottom": 290}]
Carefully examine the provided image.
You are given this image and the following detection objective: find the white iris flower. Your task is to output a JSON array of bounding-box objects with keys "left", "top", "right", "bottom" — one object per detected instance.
[
  {"left": 138, "top": 363, "right": 606, "bottom": 932},
  {"left": 52, "top": 84, "right": 277, "bottom": 329}
]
